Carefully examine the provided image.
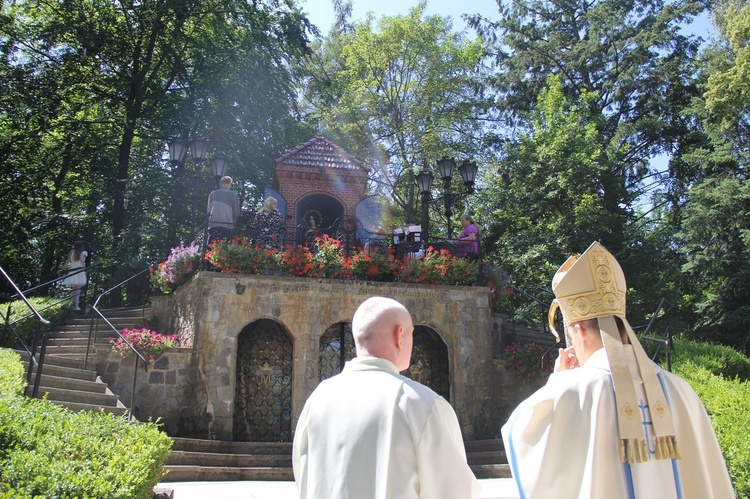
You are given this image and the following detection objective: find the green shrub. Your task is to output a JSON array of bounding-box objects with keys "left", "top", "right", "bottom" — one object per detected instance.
[
  {"left": 0, "top": 349, "right": 172, "bottom": 498},
  {"left": 0, "top": 349, "right": 24, "bottom": 397},
  {"left": 0, "top": 296, "right": 70, "bottom": 349},
  {"left": 671, "top": 338, "right": 750, "bottom": 381},
  {"left": 671, "top": 359, "right": 750, "bottom": 498}
]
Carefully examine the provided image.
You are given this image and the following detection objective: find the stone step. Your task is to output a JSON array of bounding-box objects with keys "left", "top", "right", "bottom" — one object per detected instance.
[
  {"left": 162, "top": 466, "right": 293, "bottom": 482},
  {"left": 31, "top": 373, "right": 108, "bottom": 393},
  {"left": 471, "top": 463, "right": 512, "bottom": 479},
  {"left": 467, "top": 450, "right": 507, "bottom": 465},
  {"left": 464, "top": 438, "right": 504, "bottom": 453},
  {"left": 167, "top": 451, "right": 292, "bottom": 468},
  {"left": 162, "top": 437, "right": 507, "bottom": 483},
  {"left": 54, "top": 400, "right": 128, "bottom": 416},
  {"left": 23, "top": 361, "right": 97, "bottom": 381},
  {"left": 31, "top": 385, "right": 122, "bottom": 407},
  {"left": 171, "top": 437, "right": 292, "bottom": 455},
  {"left": 17, "top": 351, "right": 85, "bottom": 370}
]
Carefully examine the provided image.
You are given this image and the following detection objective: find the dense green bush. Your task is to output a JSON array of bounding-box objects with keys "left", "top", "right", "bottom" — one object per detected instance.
[
  {"left": 0, "top": 296, "right": 70, "bottom": 349},
  {"left": 671, "top": 338, "right": 750, "bottom": 381},
  {"left": 0, "top": 349, "right": 24, "bottom": 397},
  {"left": 671, "top": 359, "right": 750, "bottom": 498},
  {"left": 0, "top": 348, "right": 172, "bottom": 498}
]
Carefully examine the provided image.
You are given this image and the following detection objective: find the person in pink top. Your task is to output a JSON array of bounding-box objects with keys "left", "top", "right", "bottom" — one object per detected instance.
[{"left": 456, "top": 215, "right": 479, "bottom": 259}]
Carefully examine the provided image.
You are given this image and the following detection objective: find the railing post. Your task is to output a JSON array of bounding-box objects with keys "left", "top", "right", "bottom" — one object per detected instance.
[{"left": 32, "top": 333, "right": 49, "bottom": 399}]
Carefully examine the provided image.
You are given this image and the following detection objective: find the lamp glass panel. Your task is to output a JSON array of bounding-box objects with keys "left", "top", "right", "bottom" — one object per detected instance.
[
  {"left": 415, "top": 170, "right": 434, "bottom": 194},
  {"left": 437, "top": 157, "right": 456, "bottom": 180},
  {"left": 168, "top": 138, "right": 189, "bottom": 164},
  {"left": 211, "top": 154, "right": 229, "bottom": 177}
]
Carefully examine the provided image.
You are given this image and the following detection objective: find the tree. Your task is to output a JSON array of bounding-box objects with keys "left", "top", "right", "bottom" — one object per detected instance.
[
  {"left": 302, "top": 2, "right": 488, "bottom": 227},
  {"left": 471, "top": 0, "right": 705, "bottom": 246},
  {"left": 674, "top": 5, "right": 750, "bottom": 352},
  {"left": 0, "top": 0, "right": 314, "bottom": 292}
]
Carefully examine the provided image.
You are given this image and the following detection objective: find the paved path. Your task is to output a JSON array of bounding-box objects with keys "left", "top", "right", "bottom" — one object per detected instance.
[{"left": 157, "top": 478, "right": 519, "bottom": 499}]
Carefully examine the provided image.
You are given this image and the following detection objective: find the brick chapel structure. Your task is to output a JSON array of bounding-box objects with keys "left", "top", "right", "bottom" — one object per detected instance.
[{"left": 271, "top": 136, "right": 369, "bottom": 245}]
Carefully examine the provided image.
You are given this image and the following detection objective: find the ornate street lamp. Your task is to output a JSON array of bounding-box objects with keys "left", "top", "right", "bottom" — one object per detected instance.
[
  {"left": 211, "top": 154, "right": 229, "bottom": 179},
  {"left": 416, "top": 170, "right": 434, "bottom": 244},
  {"left": 458, "top": 160, "right": 478, "bottom": 194},
  {"left": 167, "top": 138, "right": 229, "bottom": 231},
  {"left": 415, "top": 156, "right": 480, "bottom": 242},
  {"left": 168, "top": 138, "right": 189, "bottom": 171}
]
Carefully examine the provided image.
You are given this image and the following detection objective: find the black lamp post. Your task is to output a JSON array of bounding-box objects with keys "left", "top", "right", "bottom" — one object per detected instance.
[
  {"left": 415, "top": 170, "right": 434, "bottom": 244},
  {"left": 416, "top": 156, "right": 479, "bottom": 242},
  {"left": 168, "top": 138, "right": 229, "bottom": 231}
]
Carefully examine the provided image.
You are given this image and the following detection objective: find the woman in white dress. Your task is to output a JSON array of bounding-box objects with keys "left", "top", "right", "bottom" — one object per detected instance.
[{"left": 59, "top": 241, "right": 88, "bottom": 311}]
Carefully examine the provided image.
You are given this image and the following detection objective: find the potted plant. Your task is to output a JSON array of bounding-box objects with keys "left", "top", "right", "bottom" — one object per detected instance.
[
  {"left": 149, "top": 241, "right": 202, "bottom": 293},
  {"left": 346, "top": 248, "right": 398, "bottom": 281},
  {"left": 110, "top": 328, "right": 182, "bottom": 364},
  {"left": 311, "top": 235, "right": 345, "bottom": 279},
  {"left": 205, "top": 237, "right": 280, "bottom": 274}
]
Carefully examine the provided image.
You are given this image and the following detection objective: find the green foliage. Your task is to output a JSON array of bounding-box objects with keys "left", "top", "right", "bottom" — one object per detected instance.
[
  {"left": 677, "top": 176, "right": 750, "bottom": 352},
  {"left": 0, "top": 0, "right": 315, "bottom": 297},
  {"left": 671, "top": 338, "right": 750, "bottom": 381},
  {"left": 704, "top": 5, "right": 750, "bottom": 141},
  {"left": 0, "top": 349, "right": 24, "bottom": 397},
  {"left": 0, "top": 296, "right": 70, "bottom": 349},
  {"left": 0, "top": 349, "right": 172, "bottom": 498},
  {"left": 303, "top": 3, "right": 487, "bottom": 225},
  {"left": 670, "top": 358, "right": 750, "bottom": 497}
]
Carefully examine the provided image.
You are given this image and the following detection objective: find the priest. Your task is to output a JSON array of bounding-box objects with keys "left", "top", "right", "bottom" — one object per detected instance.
[
  {"left": 502, "top": 241, "right": 734, "bottom": 498},
  {"left": 293, "top": 296, "right": 480, "bottom": 499}
]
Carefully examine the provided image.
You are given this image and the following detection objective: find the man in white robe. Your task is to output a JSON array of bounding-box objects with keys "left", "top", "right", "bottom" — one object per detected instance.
[
  {"left": 293, "top": 296, "right": 480, "bottom": 499},
  {"left": 502, "top": 242, "right": 734, "bottom": 499}
]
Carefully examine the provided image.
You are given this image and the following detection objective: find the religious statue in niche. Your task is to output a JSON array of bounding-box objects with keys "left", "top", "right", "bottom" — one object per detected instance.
[{"left": 304, "top": 209, "right": 323, "bottom": 242}]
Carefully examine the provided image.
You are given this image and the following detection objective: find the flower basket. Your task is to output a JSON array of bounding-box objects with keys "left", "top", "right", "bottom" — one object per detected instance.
[
  {"left": 280, "top": 245, "right": 316, "bottom": 277},
  {"left": 110, "top": 328, "right": 182, "bottom": 365},
  {"left": 311, "top": 235, "right": 345, "bottom": 279},
  {"left": 149, "top": 241, "right": 202, "bottom": 293},
  {"left": 205, "top": 237, "right": 280, "bottom": 274},
  {"left": 400, "top": 247, "right": 479, "bottom": 285},
  {"left": 346, "top": 248, "right": 398, "bottom": 281}
]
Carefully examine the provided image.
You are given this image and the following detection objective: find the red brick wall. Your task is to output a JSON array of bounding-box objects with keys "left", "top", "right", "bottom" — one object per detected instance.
[{"left": 275, "top": 163, "right": 368, "bottom": 241}]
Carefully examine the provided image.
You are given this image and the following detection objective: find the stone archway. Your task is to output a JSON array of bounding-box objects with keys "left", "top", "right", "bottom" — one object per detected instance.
[
  {"left": 317, "top": 322, "right": 450, "bottom": 400},
  {"left": 233, "top": 319, "right": 293, "bottom": 442},
  {"left": 403, "top": 326, "right": 450, "bottom": 400},
  {"left": 318, "top": 322, "right": 355, "bottom": 381}
]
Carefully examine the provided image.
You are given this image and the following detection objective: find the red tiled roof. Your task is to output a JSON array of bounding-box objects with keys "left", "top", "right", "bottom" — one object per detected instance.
[{"left": 274, "top": 136, "right": 368, "bottom": 171}]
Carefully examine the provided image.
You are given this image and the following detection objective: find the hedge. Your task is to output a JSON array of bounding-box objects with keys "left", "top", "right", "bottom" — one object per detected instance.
[
  {"left": 0, "top": 348, "right": 172, "bottom": 498},
  {"left": 669, "top": 339, "right": 750, "bottom": 498}
]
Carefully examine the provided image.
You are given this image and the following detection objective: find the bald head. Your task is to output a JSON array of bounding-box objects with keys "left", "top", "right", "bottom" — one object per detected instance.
[{"left": 352, "top": 297, "right": 414, "bottom": 371}]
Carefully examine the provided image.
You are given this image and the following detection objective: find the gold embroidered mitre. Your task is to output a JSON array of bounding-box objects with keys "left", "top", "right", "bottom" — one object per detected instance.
[
  {"left": 548, "top": 241, "right": 680, "bottom": 463},
  {"left": 551, "top": 241, "right": 626, "bottom": 326}
]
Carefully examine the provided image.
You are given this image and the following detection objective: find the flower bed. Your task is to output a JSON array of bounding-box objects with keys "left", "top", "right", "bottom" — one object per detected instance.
[{"left": 151, "top": 237, "right": 485, "bottom": 293}]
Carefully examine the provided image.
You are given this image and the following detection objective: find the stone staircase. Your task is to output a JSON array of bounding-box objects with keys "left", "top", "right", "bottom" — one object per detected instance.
[
  {"left": 18, "top": 306, "right": 151, "bottom": 416},
  {"left": 162, "top": 437, "right": 510, "bottom": 482}
]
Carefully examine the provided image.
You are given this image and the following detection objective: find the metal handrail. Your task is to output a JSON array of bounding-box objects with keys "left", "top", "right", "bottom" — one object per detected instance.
[
  {"left": 87, "top": 267, "right": 151, "bottom": 419},
  {"left": 0, "top": 265, "right": 51, "bottom": 397}
]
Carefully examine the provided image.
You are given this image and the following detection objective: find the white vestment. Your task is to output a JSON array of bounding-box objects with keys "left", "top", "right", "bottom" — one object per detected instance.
[
  {"left": 502, "top": 346, "right": 734, "bottom": 499},
  {"left": 293, "top": 356, "right": 480, "bottom": 499}
]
